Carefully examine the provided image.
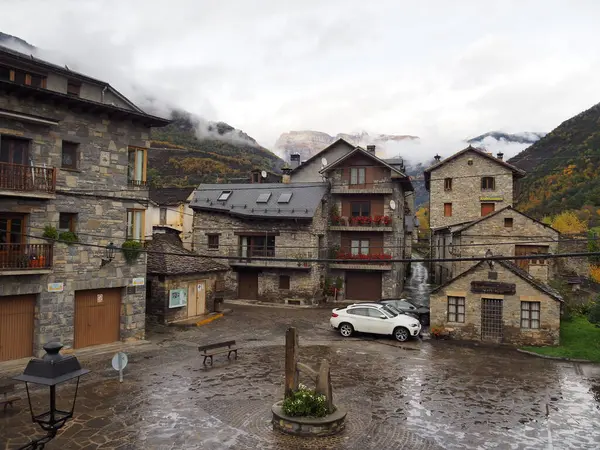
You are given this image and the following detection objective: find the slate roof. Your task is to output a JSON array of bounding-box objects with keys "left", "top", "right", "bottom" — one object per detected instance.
[
  {"left": 149, "top": 187, "right": 195, "bottom": 206},
  {"left": 319, "top": 146, "right": 408, "bottom": 177},
  {"left": 290, "top": 138, "right": 356, "bottom": 174},
  {"left": 423, "top": 145, "right": 526, "bottom": 190},
  {"left": 430, "top": 259, "right": 563, "bottom": 302},
  {"left": 453, "top": 205, "right": 559, "bottom": 234},
  {"left": 189, "top": 182, "right": 328, "bottom": 219},
  {"left": 147, "top": 231, "right": 228, "bottom": 275}
]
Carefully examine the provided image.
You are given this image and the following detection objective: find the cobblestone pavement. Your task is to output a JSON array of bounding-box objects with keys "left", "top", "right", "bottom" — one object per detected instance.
[{"left": 1, "top": 304, "right": 600, "bottom": 449}]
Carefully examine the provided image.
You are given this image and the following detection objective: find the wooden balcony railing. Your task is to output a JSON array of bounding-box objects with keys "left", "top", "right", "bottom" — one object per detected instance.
[
  {"left": 0, "top": 162, "right": 56, "bottom": 194},
  {"left": 0, "top": 243, "right": 53, "bottom": 270}
]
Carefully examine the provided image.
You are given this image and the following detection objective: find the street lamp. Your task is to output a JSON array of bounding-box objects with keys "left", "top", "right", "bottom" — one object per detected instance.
[
  {"left": 101, "top": 242, "right": 117, "bottom": 267},
  {"left": 13, "top": 342, "right": 90, "bottom": 450}
]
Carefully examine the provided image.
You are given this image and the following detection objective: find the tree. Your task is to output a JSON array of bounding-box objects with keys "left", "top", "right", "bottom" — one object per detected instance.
[{"left": 550, "top": 211, "right": 588, "bottom": 234}]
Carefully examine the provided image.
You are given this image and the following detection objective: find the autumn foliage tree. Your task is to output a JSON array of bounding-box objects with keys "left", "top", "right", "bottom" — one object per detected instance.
[{"left": 548, "top": 211, "right": 588, "bottom": 234}]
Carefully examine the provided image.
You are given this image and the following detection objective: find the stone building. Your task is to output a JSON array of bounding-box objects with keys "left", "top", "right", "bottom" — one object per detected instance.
[
  {"left": 0, "top": 44, "right": 169, "bottom": 361},
  {"left": 146, "top": 228, "right": 227, "bottom": 324},
  {"left": 147, "top": 187, "right": 195, "bottom": 249},
  {"left": 429, "top": 259, "right": 562, "bottom": 346},
  {"left": 190, "top": 183, "right": 329, "bottom": 304}
]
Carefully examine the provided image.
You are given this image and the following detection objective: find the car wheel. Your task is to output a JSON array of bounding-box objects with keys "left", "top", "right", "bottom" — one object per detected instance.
[
  {"left": 394, "top": 327, "right": 409, "bottom": 342},
  {"left": 339, "top": 323, "right": 354, "bottom": 337}
]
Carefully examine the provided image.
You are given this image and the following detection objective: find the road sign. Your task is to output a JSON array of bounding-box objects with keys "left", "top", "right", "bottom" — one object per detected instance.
[{"left": 111, "top": 352, "right": 128, "bottom": 383}]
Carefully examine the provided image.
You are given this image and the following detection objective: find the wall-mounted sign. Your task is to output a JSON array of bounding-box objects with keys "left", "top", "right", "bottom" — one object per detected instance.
[
  {"left": 47, "top": 282, "right": 64, "bottom": 293},
  {"left": 132, "top": 277, "right": 145, "bottom": 286},
  {"left": 97, "top": 294, "right": 104, "bottom": 303},
  {"left": 471, "top": 281, "right": 516, "bottom": 295},
  {"left": 479, "top": 196, "right": 504, "bottom": 202}
]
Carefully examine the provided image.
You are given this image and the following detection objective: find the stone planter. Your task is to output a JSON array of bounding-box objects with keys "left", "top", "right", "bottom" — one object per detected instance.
[{"left": 271, "top": 400, "right": 347, "bottom": 437}]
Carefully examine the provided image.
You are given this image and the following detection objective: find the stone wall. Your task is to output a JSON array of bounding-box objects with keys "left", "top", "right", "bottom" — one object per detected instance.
[
  {"left": 0, "top": 92, "right": 154, "bottom": 356},
  {"left": 430, "top": 264, "right": 561, "bottom": 346},
  {"left": 557, "top": 234, "right": 590, "bottom": 277},
  {"left": 429, "top": 151, "right": 514, "bottom": 229}
]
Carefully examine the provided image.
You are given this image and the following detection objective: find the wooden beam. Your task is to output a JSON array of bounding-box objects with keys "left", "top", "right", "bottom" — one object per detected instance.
[{"left": 284, "top": 327, "right": 298, "bottom": 398}]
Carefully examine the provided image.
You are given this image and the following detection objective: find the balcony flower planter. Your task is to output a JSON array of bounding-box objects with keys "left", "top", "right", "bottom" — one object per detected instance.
[
  {"left": 332, "top": 216, "right": 392, "bottom": 227},
  {"left": 335, "top": 251, "right": 392, "bottom": 261}
]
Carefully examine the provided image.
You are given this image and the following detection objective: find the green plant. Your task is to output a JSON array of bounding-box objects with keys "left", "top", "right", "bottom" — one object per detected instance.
[
  {"left": 58, "top": 231, "right": 79, "bottom": 244},
  {"left": 588, "top": 302, "right": 600, "bottom": 325},
  {"left": 42, "top": 225, "right": 58, "bottom": 240},
  {"left": 282, "top": 384, "right": 331, "bottom": 418},
  {"left": 122, "top": 240, "right": 143, "bottom": 264},
  {"left": 430, "top": 326, "right": 444, "bottom": 338}
]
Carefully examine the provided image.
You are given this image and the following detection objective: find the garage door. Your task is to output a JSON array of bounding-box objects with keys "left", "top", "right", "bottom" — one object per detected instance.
[
  {"left": 238, "top": 271, "right": 258, "bottom": 300},
  {"left": 0, "top": 295, "right": 35, "bottom": 362},
  {"left": 74, "top": 288, "right": 121, "bottom": 349},
  {"left": 345, "top": 272, "right": 382, "bottom": 301}
]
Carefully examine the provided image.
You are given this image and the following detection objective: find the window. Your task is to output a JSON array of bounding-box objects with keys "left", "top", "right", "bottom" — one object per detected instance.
[
  {"left": 30, "top": 74, "right": 44, "bottom": 88},
  {"left": 481, "top": 177, "right": 495, "bottom": 190},
  {"left": 278, "top": 192, "right": 293, "bottom": 203},
  {"left": 207, "top": 234, "right": 219, "bottom": 250},
  {"left": 444, "top": 203, "right": 452, "bottom": 217},
  {"left": 515, "top": 245, "right": 550, "bottom": 269},
  {"left": 240, "top": 235, "right": 275, "bottom": 257},
  {"left": 367, "top": 308, "right": 388, "bottom": 318},
  {"left": 0, "top": 66, "right": 10, "bottom": 81},
  {"left": 279, "top": 275, "right": 290, "bottom": 290},
  {"left": 350, "top": 167, "right": 366, "bottom": 185},
  {"left": 521, "top": 302, "right": 540, "bottom": 329},
  {"left": 127, "top": 209, "right": 145, "bottom": 241},
  {"left": 481, "top": 202, "right": 495, "bottom": 216},
  {"left": 504, "top": 217, "right": 513, "bottom": 228},
  {"left": 61, "top": 141, "right": 79, "bottom": 169},
  {"left": 467, "top": 158, "right": 473, "bottom": 166},
  {"left": 218, "top": 191, "right": 232, "bottom": 201},
  {"left": 351, "top": 201, "right": 370, "bottom": 217},
  {"left": 159, "top": 208, "right": 167, "bottom": 225},
  {"left": 58, "top": 213, "right": 77, "bottom": 232},
  {"left": 350, "top": 239, "right": 369, "bottom": 256},
  {"left": 444, "top": 178, "right": 452, "bottom": 191},
  {"left": 128, "top": 146, "right": 147, "bottom": 186},
  {"left": 14, "top": 70, "right": 25, "bottom": 84},
  {"left": 169, "top": 289, "right": 187, "bottom": 308},
  {"left": 257, "top": 192, "right": 271, "bottom": 203},
  {"left": 347, "top": 307, "right": 369, "bottom": 316},
  {"left": 447, "top": 296, "right": 465, "bottom": 323},
  {"left": 67, "top": 81, "right": 81, "bottom": 96},
  {"left": 252, "top": 172, "right": 259, "bottom": 183}
]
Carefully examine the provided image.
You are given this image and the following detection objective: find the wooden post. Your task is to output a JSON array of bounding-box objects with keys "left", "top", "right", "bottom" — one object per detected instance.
[
  {"left": 316, "top": 359, "right": 333, "bottom": 412},
  {"left": 284, "top": 327, "right": 299, "bottom": 398}
]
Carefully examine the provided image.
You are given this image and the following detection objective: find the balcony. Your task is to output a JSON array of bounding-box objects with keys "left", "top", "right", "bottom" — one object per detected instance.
[
  {"left": 330, "top": 182, "right": 392, "bottom": 195},
  {"left": 329, "top": 215, "right": 393, "bottom": 232},
  {"left": 0, "top": 243, "right": 53, "bottom": 275},
  {"left": 227, "top": 247, "right": 313, "bottom": 270},
  {"left": 329, "top": 250, "right": 393, "bottom": 271},
  {"left": 0, "top": 162, "right": 56, "bottom": 199}
]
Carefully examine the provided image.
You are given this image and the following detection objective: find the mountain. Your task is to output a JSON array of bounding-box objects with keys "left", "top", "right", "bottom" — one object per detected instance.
[
  {"left": 149, "top": 110, "right": 284, "bottom": 187},
  {"left": 0, "top": 32, "right": 34, "bottom": 52},
  {"left": 275, "top": 130, "right": 418, "bottom": 163},
  {"left": 509, "top": 102, "right": 600, "bottom": 223},
  {"left": 468, "top": 131, "right": 546, "bottom": 146}
]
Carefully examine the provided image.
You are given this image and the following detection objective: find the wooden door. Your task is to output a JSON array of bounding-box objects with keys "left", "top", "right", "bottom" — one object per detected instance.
[
  {"left": 187, "top": 282, "right": 198, "bottom": 318},
  {"left": 74, "top": 289, "right": 121, "bottom": 349},
  {"left": 238, "top": 271, "right": 258, "bottom": 299},
  {"left": 0, "top": 136, "right": 28, "bottom": 164},
  {"left": 0, "top": 295, "right": 35, "bottom": 361},
  {"left": 481, "top": 298, "right": 503, "bottom": 343},
  {"left": 345, "top": 272, "right": 382, "bottom": 301},
  {"left": 196, "top": 281, "right": 206, "bottom": 315},
  {"left": 481, "top": 203, "right": 495, "bottom": 216},
  {"left": 0, "top": 215, "right": 26, "bottom": 269}
]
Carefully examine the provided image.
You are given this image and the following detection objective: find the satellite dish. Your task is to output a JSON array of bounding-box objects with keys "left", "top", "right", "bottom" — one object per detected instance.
[
  {"left": 389, "top": 200, "right": 396, "bottom": 210},
  {"left": 261, "top": 170, "right": 267, "bottom": 178},
  {"left": 321, "top": 157, "right": 328, "bottom": 166}
]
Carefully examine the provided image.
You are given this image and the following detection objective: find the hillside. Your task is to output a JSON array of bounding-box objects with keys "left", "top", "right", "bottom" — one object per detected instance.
[
  {"left": 509, "top": 102, "right": 600, "bottom": 222},
  {"left": 468, "top": 131, "right": 546, "bottom": 146},
  {"left": 149, "top": 110, "right": 284, "bottom": 187}
]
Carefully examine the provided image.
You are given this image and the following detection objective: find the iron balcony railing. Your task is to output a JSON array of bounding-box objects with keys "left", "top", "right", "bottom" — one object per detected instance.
[
  {"left": 0, "top": 162, "right": 56, "bottom": 194},
  {"left": 0, "top": 243, "right": 53, "bottom": 270},
  {"left": 227, "top": 247, "right": 314, "bottom": 268}
]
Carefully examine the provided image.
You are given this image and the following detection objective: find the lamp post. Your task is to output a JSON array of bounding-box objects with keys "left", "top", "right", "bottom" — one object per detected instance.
[
  {"left": 13, "top": 342, "right": 90, "bottom": 450},
  {"left": 101, "top": 242, "right": 117, "bottom": 267}
]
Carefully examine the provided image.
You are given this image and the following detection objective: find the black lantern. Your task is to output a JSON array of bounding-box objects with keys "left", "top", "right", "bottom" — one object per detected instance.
[
  {"left": 101, "top": 242, "right": 117, "bottom": 267},
  {"left": 13, "top": 342, "right": 90, "bottom": 450}
]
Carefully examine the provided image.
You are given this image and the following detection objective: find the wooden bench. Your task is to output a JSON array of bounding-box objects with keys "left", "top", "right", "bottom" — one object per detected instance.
[
  {"left": 198, "top": 340, "right": 238, "bottom": 366},
  {"left": 0, "top": 382, "right": 20, "bottom": 412}
]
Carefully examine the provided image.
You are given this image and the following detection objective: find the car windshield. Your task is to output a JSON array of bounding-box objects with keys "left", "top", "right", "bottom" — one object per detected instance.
[{"left": 381, "top": 305, "right": 398, "bottom": 317}]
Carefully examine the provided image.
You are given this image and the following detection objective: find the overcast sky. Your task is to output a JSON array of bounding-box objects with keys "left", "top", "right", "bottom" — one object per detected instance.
[{"left": 1, "top": 0, "right": 599, "bottom": 158}]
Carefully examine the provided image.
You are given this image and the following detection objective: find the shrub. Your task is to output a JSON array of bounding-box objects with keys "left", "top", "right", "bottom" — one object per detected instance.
[
  {"left": 42, "top": 225, "right": 58, "bottom": 240},
  {"left": 122, "top": 240, "right": 143, "bottom": 265},
  {"left": 588, "top": 302, "right": 600, "bottom": 325},
  {"left": 282, "top": 384, "right": 331, "bottom": 418},
  {"left": 58, "top": 231, "right": 79, "bottom": 245}
]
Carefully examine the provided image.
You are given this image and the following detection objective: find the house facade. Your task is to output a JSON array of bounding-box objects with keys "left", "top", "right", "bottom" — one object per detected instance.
[
  {"left": 190, "top": 183, "right": 329, "bottom": 304},
  {"left": 0, "top": 45, "right": 169, "bottom": 361},
  {"left": 429, "top": 260, "right": 562, "bottom": 346},
  {"left": 147, "top": 187, "right": 195, "bottom": 249}
]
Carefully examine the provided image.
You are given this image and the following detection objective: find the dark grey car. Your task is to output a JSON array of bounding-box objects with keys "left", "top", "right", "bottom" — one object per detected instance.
[{"left": 380, "top": 299, "right": 430, "bottom": 325}]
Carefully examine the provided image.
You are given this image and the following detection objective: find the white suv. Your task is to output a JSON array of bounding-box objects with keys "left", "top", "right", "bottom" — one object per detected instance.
[{"left": 330, "top": 303, "right": 422, "bottom": 342}]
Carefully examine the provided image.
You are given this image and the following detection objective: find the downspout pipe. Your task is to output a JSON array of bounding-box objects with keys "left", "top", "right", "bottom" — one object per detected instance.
[{"left": 101, "top": 85, "right": 108, "bottom": 102}]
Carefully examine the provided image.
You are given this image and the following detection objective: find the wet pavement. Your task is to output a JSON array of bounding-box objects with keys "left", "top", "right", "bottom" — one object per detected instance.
[{"left": 1, "top": 304, "right": 600, "bottom": 449}]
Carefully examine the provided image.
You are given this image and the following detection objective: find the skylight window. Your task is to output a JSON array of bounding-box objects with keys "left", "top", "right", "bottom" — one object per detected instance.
[
  {"left": 277, "top": 192, "right": 293, "bottom": 203},
  {"left": 257, "top": 192, "right": 272, "bottom": 203},
  {"left": 218, "top": 190, "right": 232, "bottom": 201}
]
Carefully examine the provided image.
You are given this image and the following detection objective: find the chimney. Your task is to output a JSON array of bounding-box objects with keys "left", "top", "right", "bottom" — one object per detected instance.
[
  {"left": 366, "top": 144, "right": 376, "bottom": 154},
  {"left": 434, "top": 154, "right": 441, "bottom": 162},
  {"left": 282, "top": 165, "right": 292, "bottom": 184},
  {"left": 497, "top": 152, "right": 504, "bottom": 161},
  {"left": 290, "top": 153, "right": 301, "bottom": 169}
]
